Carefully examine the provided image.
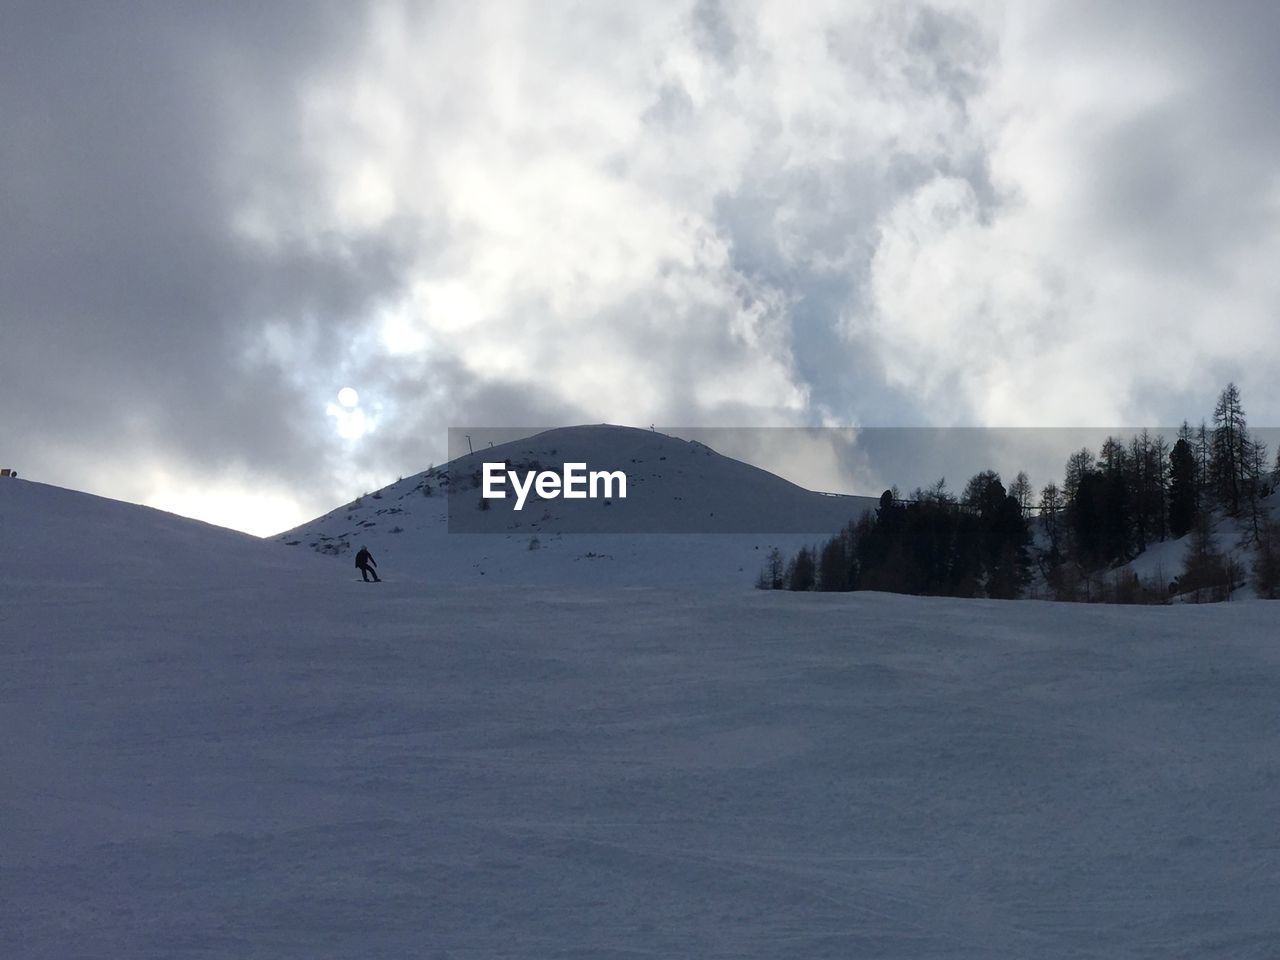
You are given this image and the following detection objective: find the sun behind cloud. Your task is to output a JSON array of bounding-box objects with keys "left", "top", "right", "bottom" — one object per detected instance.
[{"left": 327, "top": 388, "right": 376, "bottom": 442}]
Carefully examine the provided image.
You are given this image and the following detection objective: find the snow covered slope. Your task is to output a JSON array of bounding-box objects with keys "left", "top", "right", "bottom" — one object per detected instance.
[
  {"left": 276, "top": 425, "right": 879, "bottom": 587},
  {"left": 0, "top": 478, "right": 326, "bottom": 590},
  {"left": 4, "top": 481, "right": 1280, "bottom": 958}
]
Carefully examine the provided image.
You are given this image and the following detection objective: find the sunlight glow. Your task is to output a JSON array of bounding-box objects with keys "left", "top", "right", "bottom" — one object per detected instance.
[
  {"left": 326, "top": 384, "right": 383, "bottom": 443},
  {"left": 147, "top": 482, "right": 311, "bottom": 537},
  {"left": 326, "top": 400, "right": 375, "bottom": 441}
]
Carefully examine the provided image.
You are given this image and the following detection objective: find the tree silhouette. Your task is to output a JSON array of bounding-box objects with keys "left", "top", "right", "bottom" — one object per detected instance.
[{"left": 1168, "top": 437, "right": 1198, "bottom": 538}]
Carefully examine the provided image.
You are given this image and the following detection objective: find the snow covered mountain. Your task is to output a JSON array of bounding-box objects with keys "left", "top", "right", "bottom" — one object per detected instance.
[{"left": 275, "top": 425, "right": 880, "bottom": 586}]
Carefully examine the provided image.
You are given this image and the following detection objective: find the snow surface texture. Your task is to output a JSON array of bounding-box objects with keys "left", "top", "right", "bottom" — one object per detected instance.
[
  {"left": 277, "top": 426, "right": 880, "bottom": 586},
  {"left": 4, "top": 476, "right": 1280, "bottom": 958}
]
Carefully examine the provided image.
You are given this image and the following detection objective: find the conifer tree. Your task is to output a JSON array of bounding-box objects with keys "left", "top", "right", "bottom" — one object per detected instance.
[
  {"left": 1211, "top": 383, "right": 1249, "bottom": 515},
  {"left": 765, "top": 547, "right": 785, "bottom": 589},
  {"left": 817, "top": 531, "right": 854, "bottom": 591},
  {"left": 1009, "top": 471, "right": 1034, "bottom": 519},
  {"left": 1098, "top": 437, "right": 1133, "bottom": 562},
  {"left": 1126, "top": 430, "right": 1168, "bottom": 549},
  {"left": 986, "top": 493, "right": 1033, "bottom": 599},
  {"left": 1063, "top": 448, "right": 1095, "bottom": 508},
  {"left": 1244, "top": 438, "right": 1270, "bottom": 543},
  {"left": 788, "top": 546, "right": 816, "bottom": 591},
  {"left": 1039, "top": 482, "right": 1064, "bottom": 563},
  {"left": 1168, "top": 437, "right": 1198, "bottom": 538},
  {"left": 1195, "top": 421, "right": 1211, "bottom": 497},
  {"left": 1149, "top": 431, "right": 1171, "bottom": 542}
]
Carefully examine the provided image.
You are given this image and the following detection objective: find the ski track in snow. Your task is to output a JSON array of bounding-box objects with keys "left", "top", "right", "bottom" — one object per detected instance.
[{"left": 3, "top": 477, "right": 1280, "bottom": 958}]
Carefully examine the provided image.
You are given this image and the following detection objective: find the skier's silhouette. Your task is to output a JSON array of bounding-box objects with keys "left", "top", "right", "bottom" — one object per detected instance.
[{"left": 354, "top": 546, "right": 380, "bottom": 582}]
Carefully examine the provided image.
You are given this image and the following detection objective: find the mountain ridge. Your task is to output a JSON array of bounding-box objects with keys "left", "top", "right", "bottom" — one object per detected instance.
[{"left": 276, "top": 424, "right": 880, "bottom": 586}]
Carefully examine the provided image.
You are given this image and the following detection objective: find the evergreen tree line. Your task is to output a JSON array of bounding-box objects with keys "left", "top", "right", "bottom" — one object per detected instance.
[
  {"left": 758, "top": 473, "right": 1033, "bottom": 599},
  {"left": 762, "top": 384, "right": 1280, "bottom": 602}
]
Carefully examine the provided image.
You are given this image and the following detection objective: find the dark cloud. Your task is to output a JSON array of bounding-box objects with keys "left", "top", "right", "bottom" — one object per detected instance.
[
  {"left": 1018, "top": 0, "right": 1280, "bottom": 278},
  {"left": 1, "top": 1, "right": 381, "bottom": 507}
]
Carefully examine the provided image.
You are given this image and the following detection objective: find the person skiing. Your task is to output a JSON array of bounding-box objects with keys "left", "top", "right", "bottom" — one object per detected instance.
[{"left": 354, "top": 545, "right": 381, "bottom": 582}]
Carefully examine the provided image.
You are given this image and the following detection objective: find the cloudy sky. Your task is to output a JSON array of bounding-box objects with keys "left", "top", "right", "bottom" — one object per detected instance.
[{"left": 4, "top": 0, "right": 1278, "bottom": 534}]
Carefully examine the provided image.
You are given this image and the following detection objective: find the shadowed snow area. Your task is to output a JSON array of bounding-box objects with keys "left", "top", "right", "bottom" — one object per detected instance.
[{"left": 3, "top": 476, "right": 1280, "bottom": 958}]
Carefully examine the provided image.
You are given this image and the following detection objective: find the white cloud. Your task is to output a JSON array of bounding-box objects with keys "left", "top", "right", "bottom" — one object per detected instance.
[{"left": 218, "top": 0, "right": 1280, "bottom": 522}]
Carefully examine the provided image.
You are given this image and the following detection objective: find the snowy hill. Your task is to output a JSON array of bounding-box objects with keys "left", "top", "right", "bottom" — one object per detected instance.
[
  {"left": 276, "top": 425, "right": 879, "bottom": 587},
  {"left": 439, "top": 425, "right": 874, "bottom": 534},
  {"left": 0, "top": 478, "right": 326, "bottom": 589},
  {"left": 6, "top": 469, "right": 1280, "bottom": 956}
]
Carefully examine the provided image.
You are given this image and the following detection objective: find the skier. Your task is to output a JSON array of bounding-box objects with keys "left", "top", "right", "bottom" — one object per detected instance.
[{"left": 354, "top": 545, "right": 381, "bottom": 582}]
